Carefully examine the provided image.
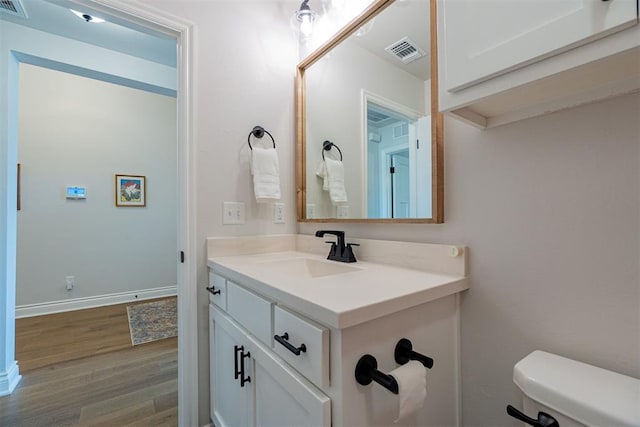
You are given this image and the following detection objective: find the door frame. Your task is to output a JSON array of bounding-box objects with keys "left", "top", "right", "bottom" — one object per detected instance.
[
  {"left": 361, "top": 90, "right": 422, "bottom": 218},
  {"left": 379, "top": 144, "right": 409, "bottom": 218},
  {"left": 0, "top": 1, "right": 198, "bottom": 425}
]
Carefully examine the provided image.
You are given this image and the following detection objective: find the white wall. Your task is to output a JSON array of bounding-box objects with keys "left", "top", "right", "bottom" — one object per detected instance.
[
  {"left": 302, "top": 92, "right": 640, "bottom": 426},
  {"left": 133, "top": 2, "right": 638, "bottom": 424},
  {"left": 17, "top": 63, "right": 177, "bottom": 306},
  {"left": 306, "top": 39, "right": 425, "bottom": 218},
  {"left": 136, "top": 1, "right": 299, "bottom": 423}
]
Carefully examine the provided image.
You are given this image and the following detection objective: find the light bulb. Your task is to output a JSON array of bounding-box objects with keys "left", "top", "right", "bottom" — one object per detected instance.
[
  {"left": 70, "top": 9, "right": 105, "bottom": 23},
  {"left": 300, "top": 15, "right": 313, "bottom": 37}
]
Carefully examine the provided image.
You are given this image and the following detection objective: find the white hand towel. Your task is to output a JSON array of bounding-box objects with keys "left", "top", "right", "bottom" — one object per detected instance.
[
  {"left": 324, "top": 157, "right": 348, "bottom": 205},
  {"left": 315, "top": 160, "right": 329, "bottom": 191},
  {"left": 251, "top": 147, "right": 281, "bottom": 203}
]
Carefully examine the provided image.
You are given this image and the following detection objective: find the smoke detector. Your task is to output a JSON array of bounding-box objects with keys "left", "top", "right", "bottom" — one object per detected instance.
[
  {"left": 385, "top": 37, "right": 426, "bottom": 64},
  {"left": 0, "top": 0, "right": 27, "bottom": 18}
]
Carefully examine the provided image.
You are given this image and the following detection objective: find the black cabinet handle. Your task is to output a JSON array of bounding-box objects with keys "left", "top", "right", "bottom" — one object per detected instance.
[
  {"left": 274, "top": 332, "right": 307, "bottom": 356},
  {"left": 506, "top": 405, "right": 559, "bottom": 427},
  {"left": 240, "top": 348, "right": 251, "bottom": 387},
  {"left": 233, "top": 345, "right": 251, "bottom": 387},
  {"left": 234, "top": 345, "right": 242, "bottom": 380},
  {"left": 206, "top": 286, "right": 221, "bottom": 295}
]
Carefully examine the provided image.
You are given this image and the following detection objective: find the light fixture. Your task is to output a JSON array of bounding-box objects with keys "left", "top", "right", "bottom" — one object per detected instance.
[
  {"left": 294, "top": 0, "right": 316, "bottom": 39},
  {"left": 355, "top": 18, "right": 375, "bottom": 37},
  {"left": 71, "top": 9, "right": 105, "bottom": 23}
]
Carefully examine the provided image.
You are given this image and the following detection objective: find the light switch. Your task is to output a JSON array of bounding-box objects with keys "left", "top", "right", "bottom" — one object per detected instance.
[
  {"left": 274, "top": 203, "right": 285, "bottom": 224},
  {"left": 223, "top": 202, "right": 245, "bottom": 225},
  {"left": 306, "top": 204, "right": 316, "bottom": 219}
]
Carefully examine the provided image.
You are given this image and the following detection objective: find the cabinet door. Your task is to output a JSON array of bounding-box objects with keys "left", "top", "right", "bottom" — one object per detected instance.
[
  {"left": 250, "top": 334, "right": 331, "bottom": 427},
  {"left": 441, "top": 0, "right": 638, "bottom": 92},
  {"left": 210, "top": 306, "right": 252, "bottom": 427}
]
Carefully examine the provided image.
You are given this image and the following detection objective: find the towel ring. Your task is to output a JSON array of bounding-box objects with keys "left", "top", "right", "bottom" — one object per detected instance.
[
  {"left": 322, "top": 140, "right": 342, "bottom": 161},
  {"left": 247, "top": 126, "right": 276, "bottom": 150}
]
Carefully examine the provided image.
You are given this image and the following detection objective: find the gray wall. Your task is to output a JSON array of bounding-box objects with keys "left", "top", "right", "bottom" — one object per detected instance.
[
  {"left": 0, "top": 15, "right": 177, "bottom": 397},
  {"left": 17, "top": 63, "right": 177, "bottom": 305},
  {"left": 302, "top": 92, "right": 640, "bottom": 426}
]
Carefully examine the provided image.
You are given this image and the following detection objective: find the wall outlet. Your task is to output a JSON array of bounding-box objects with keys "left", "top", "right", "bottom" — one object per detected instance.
[
  {"left": 306, "top": 203, "right": 316, "bottom": 219},
  {"left": 65, "top": 276, "right": 74, "bottom": 291},
  {"left": 223, "top": 202, "right": 245, "bottom": 225},
  {"left": 337, "top": 205, "right": 349, "bottom": 218},
  {"left": 273, "top": 203, "right": 285, "bottom": 224}
]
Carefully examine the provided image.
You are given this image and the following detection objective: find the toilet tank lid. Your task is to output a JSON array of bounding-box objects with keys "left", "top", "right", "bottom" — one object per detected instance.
[{"left": 514, "top": 351, "right": 640, "bottom": 427}]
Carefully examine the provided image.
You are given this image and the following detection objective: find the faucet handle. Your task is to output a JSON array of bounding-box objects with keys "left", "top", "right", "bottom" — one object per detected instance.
[
  {"left": 324, "top": 241, "right": 338, "bottom": 257},
  {"left": 343, "top": 243, "right": 358, "bottom": 263}
]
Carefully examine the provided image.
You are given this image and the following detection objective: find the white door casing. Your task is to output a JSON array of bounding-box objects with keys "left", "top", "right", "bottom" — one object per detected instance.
[{"left": 0, "top": 1, "right": 198, "bottom": 426}]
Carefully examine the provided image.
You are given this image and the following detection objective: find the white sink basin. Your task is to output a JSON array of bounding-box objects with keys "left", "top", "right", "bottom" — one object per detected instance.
[{"left": 257, "top": 257, "right": 361, "bottom": 279}]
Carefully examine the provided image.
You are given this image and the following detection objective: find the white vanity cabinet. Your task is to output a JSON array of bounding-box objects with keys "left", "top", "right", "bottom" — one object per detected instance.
[
  {"left": 437, "top": 0, "right": 640, "bottom": 128},
  {"left": 208, "top": 273, "right": 331, "bottom": 427},
  {"left": 209, "top": 306, "right": 252, "bottom": 427},
  {"left": 208, "top": 262, "right": 464, "bottom": 427}
]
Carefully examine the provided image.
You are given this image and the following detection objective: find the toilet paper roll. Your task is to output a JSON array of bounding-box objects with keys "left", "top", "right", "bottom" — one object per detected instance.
[{"left": 390, "top": 360, "right": 427, "bottom": 422}]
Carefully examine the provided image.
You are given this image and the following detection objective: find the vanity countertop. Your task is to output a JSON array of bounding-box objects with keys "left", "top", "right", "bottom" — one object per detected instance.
[{"left": 208, "top": 250, "right": 468, "bottom": 329}]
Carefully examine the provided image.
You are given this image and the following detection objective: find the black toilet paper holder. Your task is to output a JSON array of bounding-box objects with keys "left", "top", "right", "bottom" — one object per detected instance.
[
  {"left": 354, "top": 338, "right": 433, "bottom": 394},
  {"left": 395, "top": 338, "right": 434, "bottom": 369},
  {"left": 355, "top": 354, "right": 399, "bottom": 394}
]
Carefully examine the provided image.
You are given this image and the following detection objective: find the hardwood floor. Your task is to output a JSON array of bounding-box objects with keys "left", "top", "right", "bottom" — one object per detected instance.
[{"left": 1, "top": 300, "right": 178, "bottom": 426}]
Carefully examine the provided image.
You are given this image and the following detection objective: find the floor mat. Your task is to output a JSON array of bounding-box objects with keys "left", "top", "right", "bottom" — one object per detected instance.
[{"left": 127, "top": 298, "right": 177, "bottom": 346}]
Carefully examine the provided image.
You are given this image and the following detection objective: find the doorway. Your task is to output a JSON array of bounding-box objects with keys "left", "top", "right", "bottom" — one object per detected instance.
[
  {"left": 0, "top": 0, "right": 197, "bottom": 424},
  {"left": 364, "top": 93, "right": 432, "bottom": 219},
  {"left": 16, "top": 61, "right": 178, "bottom": 310},
  {"left": 15, "top": 60, "right": 177, "bottom": 361}
]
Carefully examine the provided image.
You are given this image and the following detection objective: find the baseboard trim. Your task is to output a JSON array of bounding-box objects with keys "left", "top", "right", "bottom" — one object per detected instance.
[
  {"left": 0, "top": 360, "right": 22, "bottom": 397},
  {"left": 15, "top": 286, "right": 177, "bottom": 318}
]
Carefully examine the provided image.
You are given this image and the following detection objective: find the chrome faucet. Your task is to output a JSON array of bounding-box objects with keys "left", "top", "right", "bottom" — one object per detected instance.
[{"left": 315, "top": 230, "right": 359, "bottom": 263}]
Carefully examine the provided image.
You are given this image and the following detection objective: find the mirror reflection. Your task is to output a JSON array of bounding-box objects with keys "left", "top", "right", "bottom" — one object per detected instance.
[{"left": 299, "top": 0, "right": 440, "bottom": 221}]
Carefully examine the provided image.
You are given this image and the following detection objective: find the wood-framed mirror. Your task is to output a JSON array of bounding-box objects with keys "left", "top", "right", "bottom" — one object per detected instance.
[{"left": 296, "top": 0, "right": 443, "bottom": 223}]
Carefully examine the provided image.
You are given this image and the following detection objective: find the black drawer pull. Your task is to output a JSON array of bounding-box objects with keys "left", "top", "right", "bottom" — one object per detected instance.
[
  {"left": 206, "top": 286, "right": 221, "bottom": 295},
  {"left": 274, "top": 332, "right": 306, "bottom": 356}
]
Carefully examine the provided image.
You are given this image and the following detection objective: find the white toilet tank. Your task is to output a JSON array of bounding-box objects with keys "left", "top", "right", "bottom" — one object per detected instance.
[{"left": 512, "top": 350, "right": 640, "bottom": 427}]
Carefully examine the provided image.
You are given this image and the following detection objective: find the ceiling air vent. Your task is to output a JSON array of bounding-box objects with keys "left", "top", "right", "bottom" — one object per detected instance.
[
  {"left": 0, "top": 0, "right": 28, "bottom": 19},
  {"left": 385, "top": 37, "right": 426, "bottom": 64},
  {"left": 368, "top": 109, "right": 391, "bottom": 123}
]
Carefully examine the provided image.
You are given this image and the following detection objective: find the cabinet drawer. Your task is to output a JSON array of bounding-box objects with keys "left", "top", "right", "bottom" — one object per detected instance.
[
  {"left": 226, "top": 281, "right": 273, "bottom": 346},
  {"left": 207, "top": 271, "right": 227, "bottom": 310},
  {"left": 273, "top": 306, "right": 329, "bottom": 388}
]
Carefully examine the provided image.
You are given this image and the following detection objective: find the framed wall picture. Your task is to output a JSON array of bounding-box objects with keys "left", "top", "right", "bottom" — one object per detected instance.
[{"left": 115, "top": 174, "right": 146, "bottom": 207}]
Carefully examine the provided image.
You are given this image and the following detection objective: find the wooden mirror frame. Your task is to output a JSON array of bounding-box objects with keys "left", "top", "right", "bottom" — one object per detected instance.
[{"left": 296, "top": 0, "right": 443, "bottom": 224}]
